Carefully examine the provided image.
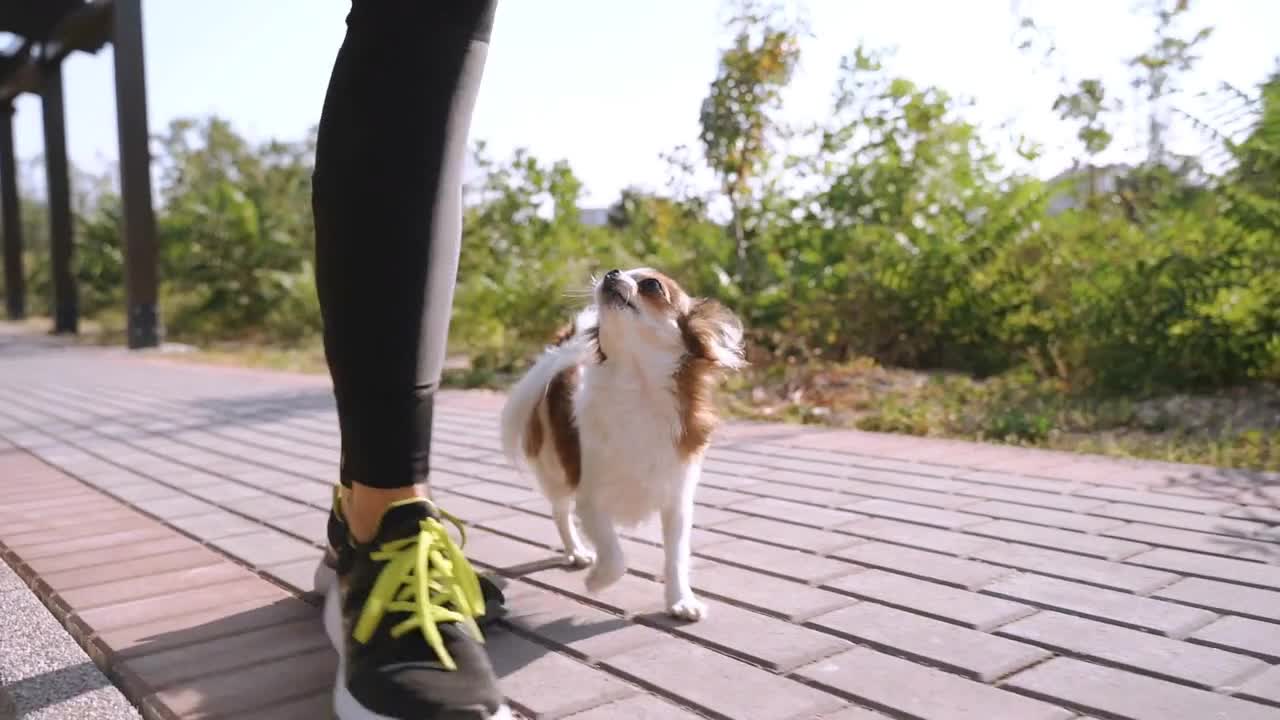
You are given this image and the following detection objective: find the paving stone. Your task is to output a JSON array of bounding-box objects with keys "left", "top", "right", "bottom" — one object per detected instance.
[
  {"left": 1068, "top": 485, "right": 1238, "bottom": 514},
  {"left": 817, "top": 708, "right": 895, "bottom": 720},
  {"left": 700, "top": 458, "right": 770, "bottom": 478},
  {"left": 75, "top": 576, "right": 290, "bottom": 635},
  {"left": 809, "top": 602, "right": 1049, "bottom": 681},
  {"left": 183, "top": 479, "right": 267, "bottom": 502},
  {"left": 954, "top": 469, "right": 1076, "bottom": 494},
  {"left": 1103, "top": 523, "right": 1278, "bottom": 562},
  {"left": 106, "top": 481, "right": 184, "bottom": 504},
  {"left": 693, "top": 561, "right": 853, "bottom": 621},
  {"left": 967, "top": 519, "right": 1149, "bottom": 560},
  {"left": 224, "top": 494, "right": 313, "bottom": 521},
  {"left": 465, "top": 530, "right": 564, "bottom": 574},
  {"left": 487, "top": 628, "right": 638, "bottom": 719},
  {"left": 605, "top": 638, "right": 845, "bottom": 720},
  {"left": 527, "top": 566, "right": 667, "bottom": 617},
  {"left": 641, "top": 597, "right": 851, "bottom": 672},
  {"left": 19, "top": 535, "right": 199, "bottom": 575},
  {"left": 1225, "top": 505, "right": 1280, "bottom": 525},
  {"left": 796, "top": 646, "right": 1072, "bottom": 720},
  {"left": 39, "top": 546, "right": 225, "bottom": 592},
  {"left": 834, "top": 541, "right": 1012, "bottom": 589},
  {"left": 17, "top": 338, "right": 1280, "bottom": 720},
  {"left": 840, "top": 517, "right": 1002, "bottom": 557},
  {"left": 449, "top": 480, "right": 543, "bottom": 507},
  {"left": 1, "top": 510, "right": 151, "bottom": 546},
  {"left": 951, "top": 483, "right": 1107, "bottom": 512},
  {"left": 502, "top": 581, "right": 668, "bottom": 662},
  {"left": 973, "top": 543, "right": 1178, "bottom": 594},
  {"left": 843, "top": 498, "right": 988, "bottom": 530},
  {"left": 261, "top": 558, "right": 326, "bottom": 594},
  {"left": 122, "top": 617, "right": 329, "bottom": 690},
  {"left": 149, "top": 646, "right": 335, "bottom": 718},
  {"left": 1191, "top": 617, "right": 1280, "bottom": 664},
  {"left": 686, "top": 505, "right": 743, "bottom": 528},
  {"left": 1235, "top": 665, "right": 1280, "bottom": 707},
  {"left": 271, "top": 480, "right": 334, "bottom": 506},
  {"left": 996, "top": 611, "right": 1267, "bottom": 689},
  {"left": 1005, "top": 657, "right": 1279, "bottom": 720},
  {"left": 208, "top": 530, "right": 322, "bottom": 568},
  {"left": 711, "top": 515, "right": 863, "bottom": 554},
  {"left": 166, "top": 508, "right": 265, "bottom": 540},
  {"left": 11, "top": 525, "right": 174, "bottom": 560},
  {"left": 693, "top": 536, "right": 861, "bottom": 584},
  {"left": 264, "top": 511, "right": 328, "bottom": 546},
  {"left": 840, "top": 479, "right": 975, "bottom": 509},
  {"left": 477, "top": 510, "right": 572, "bottom": 550},
  {"left": 235, "top": 691, "right": 334, "bottom": 720},
  {"left": 824, "top": 569, "right": 1033, "bottom": 630},
  {"left": 1092, "top": 502, "right": 1273, "bottom": 537},
  {"left": 432, "top": 491, "right": 526, "bottom": 523},
  {"left": 98, "top": 594, "right": 315, "bottom": 662},
  {"left": 962, "top": 500, "right": 1125, "bottom": 533},
  {"left": 563, "top": 695, "right": 703, "bottom": 720},
  {"left": 131, "top": 494, "right": 220, "bottom": 520},
  {"left": 1154, "top": 577, "right": 1280, "bottom": 623},
  {"left": 731, "top": 496, "right": 861, "bottom": 529},
  {"left": 691, "top": 485, "right": 760, "bottom": 507},
  {"left": 982, "top": 573, "right": 1217, "bottom": 637}
]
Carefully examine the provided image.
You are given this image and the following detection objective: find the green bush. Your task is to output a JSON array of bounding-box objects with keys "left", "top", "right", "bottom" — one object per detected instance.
[{"left": 9, "top": 2, "right": 1275, "bottom": 409}]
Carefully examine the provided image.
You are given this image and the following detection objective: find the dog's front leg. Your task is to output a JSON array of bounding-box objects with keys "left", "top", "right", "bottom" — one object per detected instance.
[
  {"left": 553, "top": 498, "right": 595, "bottom": 568},
  {"left": 577, "top": 492, "right": 625, "bottom": 592},
  {"left": 661, "top": 495, "right": 706, "bottom": 621}
]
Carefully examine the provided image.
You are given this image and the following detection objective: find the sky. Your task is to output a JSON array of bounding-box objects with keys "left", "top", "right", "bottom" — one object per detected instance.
[{"left": 7, "top": 0, "right": 1279, "bottom": 207}]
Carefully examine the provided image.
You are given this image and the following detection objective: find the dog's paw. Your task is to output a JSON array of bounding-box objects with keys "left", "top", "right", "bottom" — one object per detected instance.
[
  {"left": 584, "top": 556, "right": 625, "bottom": 593},
  {"left": 666, "top": 595, "right": 708, "bottom": 622},
  {"left": 565, "top": 549, "right": 595, "bottom": 568}
]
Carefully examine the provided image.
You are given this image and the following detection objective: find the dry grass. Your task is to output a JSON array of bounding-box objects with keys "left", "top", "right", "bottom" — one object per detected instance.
[{"left": 38, "top": 317, "right": 1278, "bottom": 472}]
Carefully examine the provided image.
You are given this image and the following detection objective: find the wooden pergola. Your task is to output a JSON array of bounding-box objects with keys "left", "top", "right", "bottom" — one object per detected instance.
[{"left": 0, "top": 0, "right": 158, "bottom": 348}]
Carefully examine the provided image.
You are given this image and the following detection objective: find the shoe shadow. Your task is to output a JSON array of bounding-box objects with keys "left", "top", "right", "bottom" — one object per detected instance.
[
  {"left": 95, "top": 571, "right": 623, "bottom": 720},
  {"left": 87, "top": 595, "right": 337, "bottom": 719}
]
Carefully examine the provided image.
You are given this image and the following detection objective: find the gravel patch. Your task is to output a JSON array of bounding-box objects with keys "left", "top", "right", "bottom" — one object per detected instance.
[{"left": 0, "top": 559, "right": 141, "bottom": 720}]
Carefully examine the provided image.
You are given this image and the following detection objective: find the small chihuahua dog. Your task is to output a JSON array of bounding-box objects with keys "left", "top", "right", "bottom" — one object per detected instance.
[{"left": 499, "top": 267, "right": 745, "bottom": 620}]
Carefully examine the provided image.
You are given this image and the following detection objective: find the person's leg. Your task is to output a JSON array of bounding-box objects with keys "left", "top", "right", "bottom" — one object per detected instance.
[
  {"left": 312, "top": 2, "right": 506, "bottom": 718},
  {"left": 316, "top": 0, "right": 491, "bottom": 539}
]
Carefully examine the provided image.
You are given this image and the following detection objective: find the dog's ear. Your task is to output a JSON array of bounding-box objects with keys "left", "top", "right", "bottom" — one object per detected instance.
[{"left": 681, "top": 298, "right": 747, "bottom": 370}]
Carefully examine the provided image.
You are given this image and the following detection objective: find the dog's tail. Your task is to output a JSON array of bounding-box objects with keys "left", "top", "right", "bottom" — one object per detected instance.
[{"left": 499, "top": 308, "right": 597, "bottom": 471}]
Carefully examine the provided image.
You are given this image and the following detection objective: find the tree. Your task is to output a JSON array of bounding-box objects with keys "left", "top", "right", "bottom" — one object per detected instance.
[
  {"left": 1129, "top": 0, "right": 1213, "bottom": 164},
  {"left": 1053, "top": 78, "right": 1118, "bottom": 202},
  {"left": 698, "top": 0, "right": 803, "bottom": 305}
]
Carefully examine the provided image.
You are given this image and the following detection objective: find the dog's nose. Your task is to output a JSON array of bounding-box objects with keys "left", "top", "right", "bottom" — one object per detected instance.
[{"left": 604, "top": 269, "right": 621, "bottom": 281}]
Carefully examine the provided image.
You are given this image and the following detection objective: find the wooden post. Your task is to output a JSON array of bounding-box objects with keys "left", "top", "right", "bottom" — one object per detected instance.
[
  {"left": 112, "top": 0, "right": 160, "bottom": 348},
  {"left": 41, "top": 61, "right": 77, "bottom": 334},
  {"left": 0, "top": 102, "right": 24, "bottom": 320}
]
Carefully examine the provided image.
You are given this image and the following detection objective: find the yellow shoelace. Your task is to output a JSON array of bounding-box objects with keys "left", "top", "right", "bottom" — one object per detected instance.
[{"left": 351, "top": 504, "right": 486, "bottom": 671}]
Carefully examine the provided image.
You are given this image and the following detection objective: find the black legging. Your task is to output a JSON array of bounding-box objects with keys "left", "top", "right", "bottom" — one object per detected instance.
[{"left": 313, "top": 0, "right": 497, "bottom": 490}]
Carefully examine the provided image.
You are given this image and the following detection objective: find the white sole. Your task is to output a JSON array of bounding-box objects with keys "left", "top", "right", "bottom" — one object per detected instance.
[
  {"left": 323, "top": 581, "right": 513, "bottom": 720},
  {"left": 314, "top": 556, "right": 336, "bottom": 595}
]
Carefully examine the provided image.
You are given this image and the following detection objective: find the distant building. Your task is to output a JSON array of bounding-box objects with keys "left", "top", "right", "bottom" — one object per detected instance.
[
  {"left": 1045, "top": 163, "right": 1131, "bottom": 215},
  {"left": 580, "top": 207, "right": 611, "bottom": 227}
]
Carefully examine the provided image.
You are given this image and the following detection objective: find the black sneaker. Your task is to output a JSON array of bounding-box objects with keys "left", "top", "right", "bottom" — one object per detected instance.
[
  {"left": 314, "top": 485, "right": 506, "bottom": 625},
  {"left": 323, "top": 498, "right": 512, "bottom": 719}
]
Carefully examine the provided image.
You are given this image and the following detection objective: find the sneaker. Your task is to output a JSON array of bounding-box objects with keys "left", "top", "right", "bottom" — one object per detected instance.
[
  {"left": 314, "top": 485, "right": 506, "bottom": 626},
  {"left": 324, "top": 498, "right": 512, "bottom": 719}
]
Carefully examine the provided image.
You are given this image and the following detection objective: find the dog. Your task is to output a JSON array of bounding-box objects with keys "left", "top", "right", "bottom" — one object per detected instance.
[{"left": 499, "top": 267, "right": 745, "bottom": 620}]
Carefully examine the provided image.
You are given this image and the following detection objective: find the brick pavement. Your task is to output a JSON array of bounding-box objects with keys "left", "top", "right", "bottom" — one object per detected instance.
[{"left": 1, "top": 324, "right": 1279, "bottom": 719}]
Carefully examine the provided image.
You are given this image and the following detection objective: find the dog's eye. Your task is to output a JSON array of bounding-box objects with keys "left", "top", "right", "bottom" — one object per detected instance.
[{"left": 638, "top": 278, "right": 664, "bottom": 296}]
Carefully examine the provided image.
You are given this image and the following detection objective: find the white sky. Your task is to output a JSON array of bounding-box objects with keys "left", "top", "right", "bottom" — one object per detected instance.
[{"left": 9, "top": 0, "right": 1279, "bottom": 206}]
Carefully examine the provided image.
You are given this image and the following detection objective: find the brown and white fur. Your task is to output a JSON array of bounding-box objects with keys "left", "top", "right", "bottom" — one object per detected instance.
[{"left": 499, "top": 267, "right": 745, "bottom": 621}]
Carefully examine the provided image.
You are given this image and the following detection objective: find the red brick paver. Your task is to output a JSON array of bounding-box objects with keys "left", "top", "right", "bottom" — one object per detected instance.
[{"left": 2, "top": 325, "right": 1279, "bottom": 719}]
